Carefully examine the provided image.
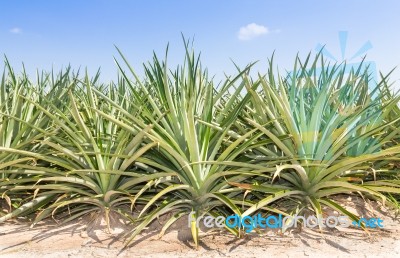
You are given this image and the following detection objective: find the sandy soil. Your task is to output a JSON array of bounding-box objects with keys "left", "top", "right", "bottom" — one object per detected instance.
[{"left": 1, "top": 196, "right": 399, "bottom": 258}]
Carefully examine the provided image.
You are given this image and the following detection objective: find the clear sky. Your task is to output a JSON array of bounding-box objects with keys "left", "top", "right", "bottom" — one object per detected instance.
[{"left": 1, "top": 0, "right": 400, "bottom": 90}]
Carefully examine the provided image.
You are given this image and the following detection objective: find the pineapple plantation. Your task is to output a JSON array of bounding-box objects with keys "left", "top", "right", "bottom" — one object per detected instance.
[{"left": 1, "top": 42, "right": 400, "bottom": 250}]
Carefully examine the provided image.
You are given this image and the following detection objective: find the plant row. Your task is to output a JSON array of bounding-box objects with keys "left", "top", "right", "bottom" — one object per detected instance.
[{"left": 1, "top": 43, "right": 400, "bottom": 247}]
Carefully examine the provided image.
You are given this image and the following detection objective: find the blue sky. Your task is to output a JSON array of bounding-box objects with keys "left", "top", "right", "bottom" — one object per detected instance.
[{"left": 1, "top": 0, "right": 400, "bottom": 89}]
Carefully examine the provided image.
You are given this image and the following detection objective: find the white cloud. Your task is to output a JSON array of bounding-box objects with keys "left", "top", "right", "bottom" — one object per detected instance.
[
  {"left": 10, "top": 27, "right": 22, "bottom": 34},
  {"left": 238, "top": 23, "right": 268, "bottom": 41}
]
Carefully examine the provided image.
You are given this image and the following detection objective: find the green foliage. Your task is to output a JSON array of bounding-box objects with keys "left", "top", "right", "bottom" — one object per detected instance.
[
  {"left": 0, "top": 43, "right": 399, "bottom": 248},
  {"left": 238, "top": 53, "right": 400, "bottom": 222}
]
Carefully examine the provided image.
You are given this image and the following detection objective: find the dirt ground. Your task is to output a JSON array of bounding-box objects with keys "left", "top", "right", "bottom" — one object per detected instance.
[{"left": 1, "top": 196, "right": 399, "bottom": 258}]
